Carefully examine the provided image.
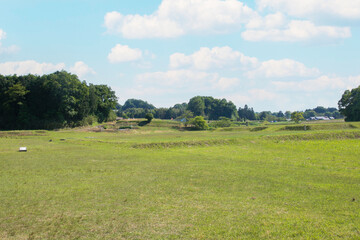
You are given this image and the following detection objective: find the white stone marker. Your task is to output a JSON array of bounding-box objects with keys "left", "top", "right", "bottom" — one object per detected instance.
[{"left": 19, "top": 147, "right": 27, "bottom": 152}]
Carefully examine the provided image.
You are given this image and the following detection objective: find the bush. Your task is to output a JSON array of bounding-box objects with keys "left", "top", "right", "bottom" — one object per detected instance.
[
  {"left": 106, "top": 111, "right": 117, "bottom": 122},
  {"left": 191, "top": 116, "right": 208, "bottom": 130},
  {"left": 145, "top": 113, "right": 154, "bottom": 123},
  {"left": 212, "top": 117, "right": 231, "bottom": 128},
  {"left": 79, "top": 115, "right": 98, "bottom": 126}
]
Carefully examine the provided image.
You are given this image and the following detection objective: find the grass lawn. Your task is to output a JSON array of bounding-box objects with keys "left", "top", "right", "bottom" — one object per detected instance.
[{"left": 0, "top": 120, "right": 359, "bottom": 239}]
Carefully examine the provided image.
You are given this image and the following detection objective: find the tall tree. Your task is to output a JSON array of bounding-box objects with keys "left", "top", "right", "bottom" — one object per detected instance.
[
  {"left": 338, "top": 86, "right": 360, "bottom": 121},
  {"left": 187, "top": 96, "right": 205, "bottom": 116}
]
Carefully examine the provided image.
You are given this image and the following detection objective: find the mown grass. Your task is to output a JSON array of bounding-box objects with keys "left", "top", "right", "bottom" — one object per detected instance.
[{"left": 0, "top": 120, "right": 359, "bottom": 239}]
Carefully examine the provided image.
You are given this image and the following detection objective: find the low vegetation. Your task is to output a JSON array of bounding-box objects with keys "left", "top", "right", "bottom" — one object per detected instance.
[{"left": 0, "top": 120, "right": 359, "bottom": 239}]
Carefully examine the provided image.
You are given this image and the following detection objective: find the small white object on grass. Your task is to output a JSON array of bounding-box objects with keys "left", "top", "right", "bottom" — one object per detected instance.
[{"left": 19, "top": 147, "right": 27, "bottom": 152}]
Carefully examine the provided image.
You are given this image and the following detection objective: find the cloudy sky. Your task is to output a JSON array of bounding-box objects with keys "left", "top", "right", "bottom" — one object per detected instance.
[{"left": 1, "top": 0, "right": 360, "bottom": 111}]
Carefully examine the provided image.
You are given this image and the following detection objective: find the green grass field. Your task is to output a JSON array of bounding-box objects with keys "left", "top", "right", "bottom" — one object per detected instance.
[{"left": 1, "top": 120, "right": 359, "bottom": 239}]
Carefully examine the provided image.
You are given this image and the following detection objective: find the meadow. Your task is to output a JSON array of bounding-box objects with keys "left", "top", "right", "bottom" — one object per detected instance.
[{"left": 0, "top": 120, "right": 359, "bottom": 239}]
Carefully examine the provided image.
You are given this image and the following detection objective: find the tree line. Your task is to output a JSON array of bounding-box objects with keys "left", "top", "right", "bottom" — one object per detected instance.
[
  {"left": 0, "top": 71, "right": 117, "bottom": 130},
  {"left": 2, "top": 70, "right": 358, "bottom": 130},
  {"left": 117, "top": 96, "right": 238, "bottom": 121},
  {"left": 117, "top": 98, "right": 344, "bottom": 122}
]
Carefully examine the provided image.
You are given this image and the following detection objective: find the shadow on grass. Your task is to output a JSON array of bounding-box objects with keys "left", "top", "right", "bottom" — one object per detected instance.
[
  {"left": 171, "top": 126, "right": 206, "bottom": 131},
  {"left": 138, "top": 121, "right": 150, "bottom": 127}
]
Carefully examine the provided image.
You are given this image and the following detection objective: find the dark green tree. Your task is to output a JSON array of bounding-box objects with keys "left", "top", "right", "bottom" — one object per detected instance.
[
  {"left": 0, "top": 71, "right": 118, "bottom": 130},
  {"left": 145, "top": 113, "right": 154, "bottom": 123},
  {"left": 188, "top": 96, "right": 205, "bottom": 116},
  {"left": 122, "top": 99, "right": 155, "bottom": 110},
  {"left": 338, "top": 86, "right": 360, "bottom": 121},
  {"left": 238, "top": 105, "right": 256, "bottom": 120}
]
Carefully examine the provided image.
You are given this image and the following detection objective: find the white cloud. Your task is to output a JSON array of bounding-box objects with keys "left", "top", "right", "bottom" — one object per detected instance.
[
  {"left": 104, "top": 0, "right": 257, "bottom": 38},
  {"left": 214, "top": 77, "right": 240, "bottom": 90},
  {"left": 246, "top": 12, "right": 286, "bottom": 29},
  {"left": 136, "top": 69, "right": 218, "bottom": 88},
  {"left": 247, "top": 59, "right": 320, "bottom": 78},
  {"left": 108, "top": 44, "right": 143, "bottom": 63},
  {"left": 257, "top": 0, "right": 360, "bottom": 20},
  {"left": 170, "top": 46, "right": 259, "bottom": 70},
  {"left": 104, "top": 11, "right": 184, "bottom": 39},
  {"left": 248, "top": 88, "right": 278, "bottom": 101},
  {"left": 0, "top": 43, "right": 20, "bottom": 55},
  {"left": 136, "top": 69, "right": 240, "bottom": 91},
  {"left": 169, "top": 46, "right": 320, "bottom": 79},
  {"left": 0, "top": 29, "right": 6, "bottom": 40},
  {"left": 0, "top": 60, "right": 65, "bottom": 76},
  {"left": 0, "top": 30, "right": 20, "bottom": 55},
  {"left": 224, "top": 88, "right": 282, "bottom": 107},
  {"left": 272, "top": 75, "right": 360, "bottom": 92},
  {"left": 242, "top": 20, "right": 351, "bottom": 42},
  {"left": 70, "top": 61, "right": 96, "bottom": 78}
]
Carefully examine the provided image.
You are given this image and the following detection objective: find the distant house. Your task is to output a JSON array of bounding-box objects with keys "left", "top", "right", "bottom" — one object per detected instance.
[{"left": 308, "top": 116, "right": 331, "bottom": 121}]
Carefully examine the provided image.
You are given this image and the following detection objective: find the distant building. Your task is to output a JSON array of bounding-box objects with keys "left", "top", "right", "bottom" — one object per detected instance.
[{"left": 307, "top": 116, "right": 331, "bottom": 121}]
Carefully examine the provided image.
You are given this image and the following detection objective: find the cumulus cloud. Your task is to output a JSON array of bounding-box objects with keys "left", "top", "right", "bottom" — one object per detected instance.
[
  {"left": 70, "top": 61, "right": 96, "bottom": 78},
  {"left": 104, "top": 0, "right": 257, "bottom": 38},
  {"left": 104, "top": 0, "right": 356, "bottom": 43},
  {"left": 0, "top": 60, "right": 65, "bottom": 76},
  {"left": 170, "top": 46, "right": 258, "bottom": 70},
  {"left": 257, "top": 0, "right": 360, "bottom": 20},
  {"left": 246, "top": 12, "right": 286, "bottom": 29},
  {"left": 247, "top": 59, "right": 320, "bottom": 78},
  {"left": 169, "top": 46, "right": 320, "bottom": 79},
  {"left": 242, "top": 20, "right": 351, "bottom": 42},
  {"left": 272, "top": 75, "right": 360, "bottom": 92},
  {"left": 108, "top": 44, "right": 143, "bottom": 63}
]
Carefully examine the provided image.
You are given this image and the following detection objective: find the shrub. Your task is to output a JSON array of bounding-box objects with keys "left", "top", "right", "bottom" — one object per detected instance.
[
  {"left": 106, "top": 111, "right": 117, "bottom": 122},
  {"left": 145, "top": 113, "right": 154, "bottom": 123},
  {"left": 211, "top": 117, "right": 231, "bottom": 128},
  {"left": 191, "top": 116, "right": 208, "bottom": 130},
  {"left": 79, "top": 115, "right": 98, "bottom": 126}
]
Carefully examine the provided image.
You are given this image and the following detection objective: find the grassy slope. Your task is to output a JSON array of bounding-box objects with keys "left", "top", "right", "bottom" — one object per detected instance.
[{"left": 0, "top": 120, "right": 359, "bottom": 239}]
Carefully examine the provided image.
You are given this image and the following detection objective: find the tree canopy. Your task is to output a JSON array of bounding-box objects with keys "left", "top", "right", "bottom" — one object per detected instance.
[
  {"left": 238, "top": 105, "right": 256, "bottom": 120},
  {"left": 291, "top": 112, "right": 304, "bottom": 124},
  {"left": 338, "top": 86, "right": 360, "bottom": 121},
  {"left": 0, "top": 71, "right": 117, "bottom": 130},
  {"left": 122, "top": 99, "right": 155, "bottom": 111},
  {"left": 187, "top": 96, "right": 238, "bottom": 120}
]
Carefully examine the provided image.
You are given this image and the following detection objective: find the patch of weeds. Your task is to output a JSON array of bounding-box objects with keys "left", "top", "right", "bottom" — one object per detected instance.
[
  {"left": 250, "top": 126, "right": 268, "bottom": 132},
  {"left": 266, "top": 131, "right": 360, "bottom": 141},
  {"left": 280, "top": 125, "right": 311, "bottom": 131},
  {"left": 132, "top": 139, "right": 239, "bottom": 149},
  {"left": 0, "top": 131, "right": 47, "bottom": 138}
]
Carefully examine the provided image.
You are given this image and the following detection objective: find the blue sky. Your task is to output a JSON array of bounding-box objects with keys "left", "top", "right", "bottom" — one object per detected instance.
[{"left": 1, "top": 0, "right": 360, "bottom": 111}]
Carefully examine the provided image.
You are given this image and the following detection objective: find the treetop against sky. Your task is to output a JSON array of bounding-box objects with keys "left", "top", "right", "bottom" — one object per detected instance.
[{"left": 0, "top": 0, "right": 360, "bottom": 111}]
